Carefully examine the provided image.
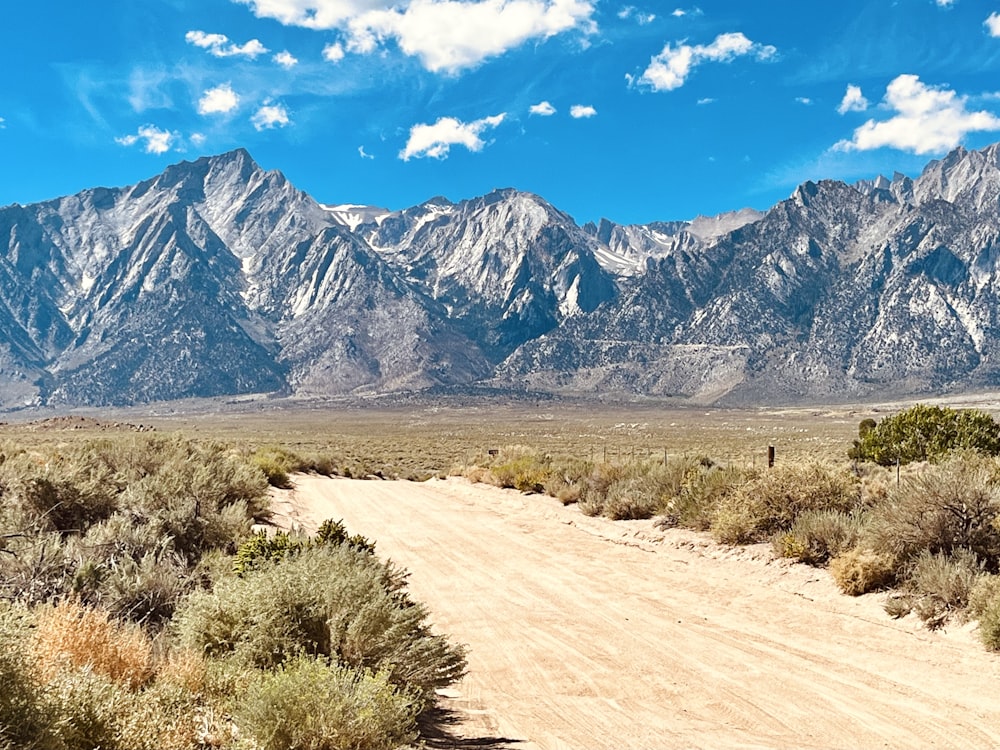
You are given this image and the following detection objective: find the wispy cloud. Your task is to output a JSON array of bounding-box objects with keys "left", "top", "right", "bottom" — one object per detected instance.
[
  {"left": 185, "top": 30, "right": 269, "bottom": 59},
  {"left": 834, "top": 74, "right": 1000, "bottom": 154},
  {"left": 251, "top": 101, "right": 290, "bottom": 130},
  {"left": 570, "top": 104, "right": 597, "bottom": 118},
  {"left": 618, "top": 6, "right": 654, "bottom": 24},
  {"left": 637, "top": 32, "right": 776, "bottom": 91},
  {"left": 115, "top": 125, "right": 178, "bottom": 154},
  {"left": 530, "top": 100, "right": 557, "bottom": 115},
  {"left": 359, "top": 145, "right": 375, "bottom": 159},
  {"left": 237, "top": 0, "right": 596, "bottom": 73},
  {"left": 198, "top": 83, "right": 240, "bottom": 115},
  {"left": 837, "top": 84, "right": 868, "bottom": 114},
  {"left": 796, "top": 97, "right": 812, "bottom": 105},
  {"left": 400, "top": 113, "right": 506, "bottom": 159}
]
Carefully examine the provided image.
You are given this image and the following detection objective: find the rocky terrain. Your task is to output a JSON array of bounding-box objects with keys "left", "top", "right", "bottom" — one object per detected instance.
[{"left": 3, "top": 143, "right": 1000, "bottom": 407}]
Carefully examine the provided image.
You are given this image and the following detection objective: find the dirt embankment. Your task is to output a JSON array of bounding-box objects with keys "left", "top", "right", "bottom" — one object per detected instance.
[{"left": 271, "top": 475, "right": 1000, "bottom": 750}]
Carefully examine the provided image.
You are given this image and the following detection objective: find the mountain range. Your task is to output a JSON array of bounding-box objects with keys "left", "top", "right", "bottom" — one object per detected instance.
[{"left": 3, "top": 143, "right": 1000, "bottom": 408}]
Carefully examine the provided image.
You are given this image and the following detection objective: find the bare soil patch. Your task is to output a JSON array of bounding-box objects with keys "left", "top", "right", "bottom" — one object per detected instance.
[{"left": 274, "top": 475, "right": 1000, "bottom": 749}]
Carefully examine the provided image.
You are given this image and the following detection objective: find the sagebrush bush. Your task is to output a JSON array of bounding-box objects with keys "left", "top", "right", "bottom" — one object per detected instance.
[
  {"left": 867, "top": 454, "right": 1000, "bottom": 569},
  {"left": 712, "top": 463, "right": 862, "bottom": 545},
  {"left": 850, "top": 404, "right": 1000, "bottom": 465},
  {"left": 234, "top": 656, "right": 419, "bottom": 750},
  {"left": 0, "top": 604, "right": 57, "bottom": 750},
  {"left": 829, "top": 548, "right": 897, "bottom": 596},
  {"left": 772, "top": 509, "right": 868, "bottom": 567},
  {"left": 884, "top": 550, "right": 983, "bottom": 629},
  {"left": 970, "top": 575, "right": 1000, "bottom": 650},
  {"left": 173, "top": 544, "right": 466, "bottom": 700},
  {"left": 663, "top": 463, "right": 746, "bottom": 532}
]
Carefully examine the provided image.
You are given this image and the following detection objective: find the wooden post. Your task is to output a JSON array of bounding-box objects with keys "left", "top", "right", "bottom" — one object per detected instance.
[
  {"left": 896, "top": 457, "right": 900, "bottom": 486},
  {"left": 767, "top": 446, "right": 775, "bottom": 468}
]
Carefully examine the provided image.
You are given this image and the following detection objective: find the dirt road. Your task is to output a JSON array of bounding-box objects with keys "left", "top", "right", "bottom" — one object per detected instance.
[{"left": 272, "top": 475, "right": 1000, "bottom": 749}]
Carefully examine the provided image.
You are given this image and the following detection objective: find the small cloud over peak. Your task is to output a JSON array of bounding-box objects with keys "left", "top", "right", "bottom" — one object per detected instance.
[
  {"left": 115, "top": 125, "right": 178, "bottom": 155},
  {"left": 835, "top": 74, "right": 1000, "bottom": 154},
  {"left": 185, "top": 30, "right": 268, "bottom": 59},
  {"left": 837, "top": 84, "right": 868, "bottom": 114},
  {"left": 251, "top": 101, "right": 290, "bottom": 130},
  {"left": 638, "top": 32, "right": 776, "bottom": 92},
  {"left": 400, "top": 113, "right": 506, "bottom": 160},
  {"left": 570, "top": 104, "right": 597, "bottom": 118},
  {"left": 198, "top": 83, "right": 240, "bottom": 115},
  {"left": 530, "top": 101, "right": 557, "bottom": 116},
  {"left": 274, "top": 50, "right": 299, "bottom": 68}
]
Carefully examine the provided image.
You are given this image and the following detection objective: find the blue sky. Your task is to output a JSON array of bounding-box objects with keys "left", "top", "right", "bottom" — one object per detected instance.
[{"left": 4, "top": 1, "right": 1000, "bottom": 225}]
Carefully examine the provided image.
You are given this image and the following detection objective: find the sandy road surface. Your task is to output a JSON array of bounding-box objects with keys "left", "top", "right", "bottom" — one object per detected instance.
[{"left": 272, "top": 475, "right": 1000, "bottom": 749}]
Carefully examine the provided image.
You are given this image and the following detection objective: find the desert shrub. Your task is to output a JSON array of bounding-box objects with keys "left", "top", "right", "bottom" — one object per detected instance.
[
  {"left": 829, "top": 548, "right": 897, "bottom": 595},
  {"left": 173, "top": 544, "right": 466, "bottom": 700},
  {"left": 46, "top": 668, "right": 128, "bottom": 750},
  {"left": 970, "top": 575, "right": 1000, "bottom": 650},
  {"left": 0, "top": 604, "right": 58, "bottom": 750},
  {"left": 32, "top": 598, "right": 154, "bottom": 690},
  {"left": 233, "top": 521, "right": 375, "bottom": 577},
  {"left": 850, "top": 404, "right": 1000, "bottom": 465},
  {"left": 490, "top": 451, "right": 550, "bottom": 493},
  {"left": 866, "top": 455, "right": 1000, "bottom": 569},
  {"left": 663, "top": 463, "right": 748, "bottom": 532},
  {"left": 250, "top": 446, "right": 300, "bottom": 488},
  {"left": 772, "top": 509, "right": 868, "bottom": 566},
  {"left": 712, "top": 463, "right": 862, "bottom": 545},
  {"left": 234, "top": 656, "right": 419, "bottom": 750},
  {"left": 601, "top": 476, "right": 665, "bottom": 520},
  {"left": 884, "top": 549, "right": 984, "bottom": 629}
]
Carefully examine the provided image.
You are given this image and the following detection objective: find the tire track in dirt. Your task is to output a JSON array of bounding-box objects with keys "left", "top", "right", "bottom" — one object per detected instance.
[{"left": 274, "top": 475, "right": 1000, "bottom": 750}]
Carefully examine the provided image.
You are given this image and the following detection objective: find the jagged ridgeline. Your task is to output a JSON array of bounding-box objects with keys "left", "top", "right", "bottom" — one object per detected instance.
[{"left": 3, "top": 143, "right": 1000, "bottom": 407}]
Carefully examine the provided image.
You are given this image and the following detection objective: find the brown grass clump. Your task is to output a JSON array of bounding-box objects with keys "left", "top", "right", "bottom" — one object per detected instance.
[
  {"left": 33, "top": 598, "right": 154, "bottom": 690},
  {"left": 829, "top": 549, "right": 896, "bottom": 596}
]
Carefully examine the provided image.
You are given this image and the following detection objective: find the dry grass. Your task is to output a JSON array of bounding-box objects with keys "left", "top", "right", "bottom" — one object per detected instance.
[{"left": 32, "top": 598, "right": 154, "bottom": 690}]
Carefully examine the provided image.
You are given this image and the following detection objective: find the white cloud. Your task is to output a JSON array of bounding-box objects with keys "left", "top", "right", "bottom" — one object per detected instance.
[
  {"left": 696, "top": 97, "right": 714, "bottom": 105},
  {"left": 400, "top": 113, "right": 506, "bottom": 159},
  {"left": 638, "top": 32, "right": 776, "bottom": 91},
  {"left": 274, "top": 50, "right": 299, "bottom": 67},
  {"left": 835, "top": 74, "right": 1000, "bottom": 154},
  {"left": 671, "top": 6, "right": 701, "bottom": 17},
  {"left": 837, "top": 84, "right": 868, "bottom": 114},
  {"left": 115, "top": 125, "right": 177, "bottom": 155},
  {"left": 359, "top": 145, "right": 375, "bottom": 159},
  {"left": 190, "top": 132, "right": 207, "bottom": 146},
  {"left": 570, "top": 104, "right": 596, "bottom": 118},
  {"left": 198, "top": 83, "right": 240, "bottom": 115},
  {"left": 185, "top": 30, "right": 269, "bottom": 58},
  {"left": 322, "top": 42, "right": 345, "bottom": 61},
  {"left": 530, "top": 100, "right": 556, "bottom": 115},
  {"left": 237, "top": 0, "right": 596, "bottom": 73},
  {"left": 936, "top": 0, "right": 955, "bottom": 6},
  {"left": 986, "top": 12, "right": 1000, "bottom": 37},
  {"left": 0, "top": 117, "right": 5, "bottom": 129},
  {"left": 252, "top": 101, "right": 291, "bottom": 130},
  {"left": 796, "top": 96, "right": 812, "bottom": 105}
]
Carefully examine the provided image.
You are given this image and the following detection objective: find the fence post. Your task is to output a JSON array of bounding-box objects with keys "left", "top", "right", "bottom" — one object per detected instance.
[{"left": 767, "top": 446, "right": 775, "bottom": 468}]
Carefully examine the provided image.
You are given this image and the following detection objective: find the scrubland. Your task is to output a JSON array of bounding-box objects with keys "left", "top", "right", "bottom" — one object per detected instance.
[{"left": 5, "top": 398, "right": 1000, "bottom": 748}]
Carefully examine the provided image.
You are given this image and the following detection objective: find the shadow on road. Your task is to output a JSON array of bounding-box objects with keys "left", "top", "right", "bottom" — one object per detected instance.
[{"left": 420, "top": 705, "right": 526, "bottom": 749}]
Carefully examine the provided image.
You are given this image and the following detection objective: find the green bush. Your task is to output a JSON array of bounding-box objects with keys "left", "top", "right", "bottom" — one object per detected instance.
[
  {"left": 850, "top": 404, "right": 1000, "bottom": 465},
  {"left": 712, "top": 463, "right": 861, "bottom": 545},
  {"left": 662, "top": 463, "right": 746, "bottom": 532},
  {"left": 173, "top": 544, "right": 466, "bottom": 700},
  {"left": 772, "top": 509, "right": 867, "bottom": 567},
  {"left": 234, "top": 656, "right": 419, "bottom": 750}
]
